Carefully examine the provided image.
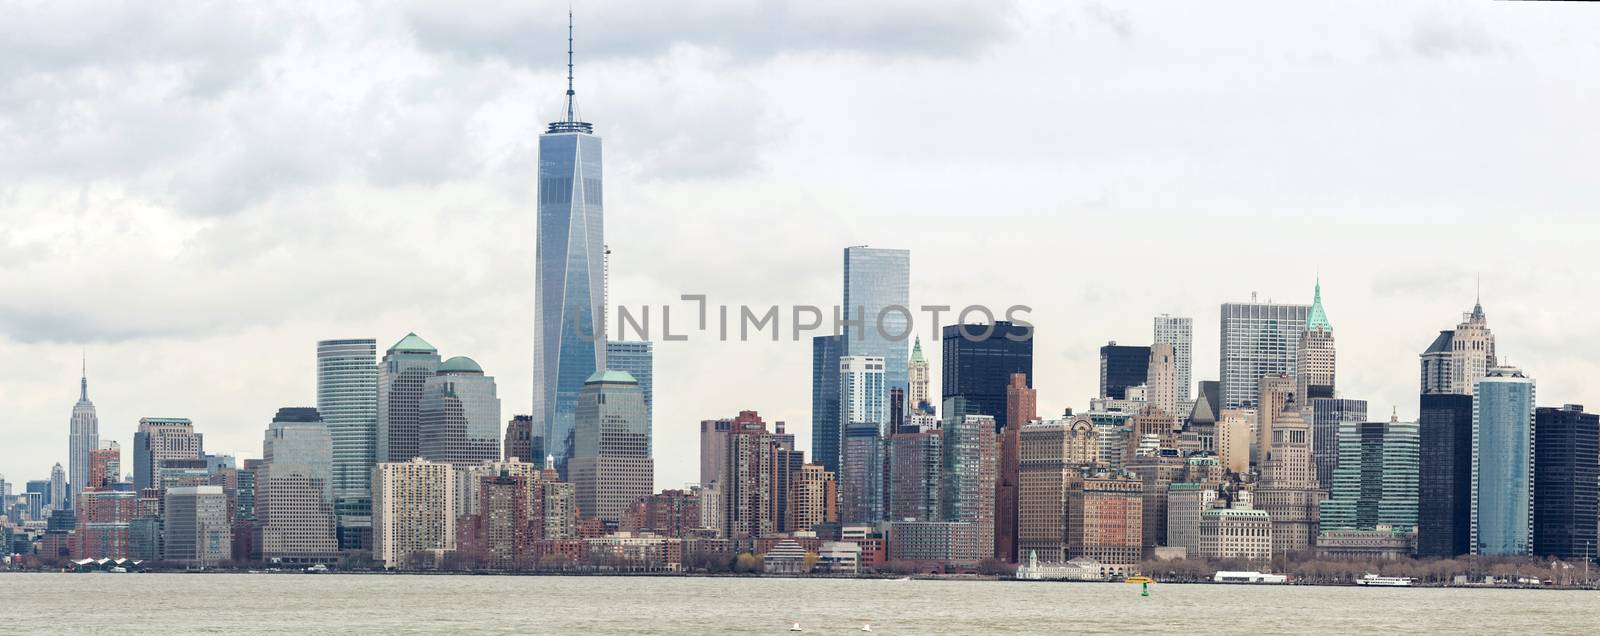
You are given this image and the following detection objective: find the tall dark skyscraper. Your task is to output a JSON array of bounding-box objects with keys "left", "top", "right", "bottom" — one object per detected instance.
[
  {"left": 533, "top": 15, "right": 606, "bottom": 476},
  {"left": 1098, "top": 343, "right": 1150, "bottom": 400},
  {"left": 1417, "top": 393, "right": 1473, "bottom": 558},
  {"left": 1532, "top": 405, "right": 1599, "bottom": 559},
  {"left": 811, "top": 334, "right": 845, "bottom": 474},
  {"left": 941, "top": 322, "right": 1033, "bottom": 430}
]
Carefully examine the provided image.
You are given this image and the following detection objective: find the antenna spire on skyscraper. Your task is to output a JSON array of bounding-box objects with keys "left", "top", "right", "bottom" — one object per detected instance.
[{"left": 547, "top": 8, "right": 593, "bottom": 134}]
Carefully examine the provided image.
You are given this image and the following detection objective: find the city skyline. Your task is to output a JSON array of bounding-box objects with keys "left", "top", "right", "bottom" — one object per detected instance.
[{"left": 4, "top": 1, "right": 1600, "bottom": 494}]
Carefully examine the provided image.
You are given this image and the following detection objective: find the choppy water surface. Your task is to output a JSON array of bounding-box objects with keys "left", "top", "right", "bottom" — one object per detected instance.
[{"left": 6, "top": 573, "right": 1598, "bottom": 634}]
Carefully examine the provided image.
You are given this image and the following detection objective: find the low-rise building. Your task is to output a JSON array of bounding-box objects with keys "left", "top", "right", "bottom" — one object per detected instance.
[{"left": 1198, "top": 505, "right": 1272, "bottom": 561}]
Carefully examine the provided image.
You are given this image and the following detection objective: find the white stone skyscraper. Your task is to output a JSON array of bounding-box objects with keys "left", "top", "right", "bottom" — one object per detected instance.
[
  {"left": 68, "top": 357, "right": 98, "bottom": 510},
  {"left": 908, "top": 336, "right": 932, "bottom": 413},
  {"left": 1420, "top": 296, "right": 1497, "bottom": 395},
  {"left": 1146, "top": 343, "right": 1178, "bottom": 415},
  {"left": 1152, "top": 315, "right": 1193, "bottom": 404},
  {"left": 534, "top": 15, "right": 607, "bottom": 477},
  {"left": 1295, "top": 279, "right": 1336, "bottom": 401},
  {"left": 317, "top": 338, "right": 378, "bottom": 550}
]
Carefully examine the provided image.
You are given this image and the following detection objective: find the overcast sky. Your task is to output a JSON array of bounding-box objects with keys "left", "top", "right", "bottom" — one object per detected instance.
[{"left": 3, "top": 1, "right": 1597, "bottom": 490}]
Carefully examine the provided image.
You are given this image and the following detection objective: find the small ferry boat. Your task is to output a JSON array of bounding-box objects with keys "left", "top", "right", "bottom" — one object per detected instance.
[
  {"left": 1213, "top": 571, "right": 1287, "bottom": 584},
  {"left": 1124, "top": 576, "right": 1155, "bottom": 584},
  {"left": 1355, "top": 574, "right": 1414, "bottom": 587}
]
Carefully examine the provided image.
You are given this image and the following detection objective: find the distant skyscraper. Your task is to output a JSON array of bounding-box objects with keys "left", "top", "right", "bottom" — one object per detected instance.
[
  {"left": 1255, "top": 373, "right": 1296, "bottom": 470},
  {"left": 260, "top": 407, "right": 338, "bottom": 564},
  {"left": 942, "top": 410, "right": 997, "bottom": 554},
  {"left": 1216, "top": 409, "right": 1252, "bottom": 475},
  {"left": 262, "top": 408, "right": 334, "bottom": 504},
  {"left": 1017, "top": 417, "right": 1099, "bottom": 561},
  {"left": 86, "top": 441, "right": 120, "bottom": 494},
  {"left": 1422, "top": 298, "right": 1498, "bottom": 395},
  {"left": 163, "top": 485, "right": 231, "bottom": 567},
  {"left": 811, "top": 334, "right": 846, "bottom": 474},
  {"left": 1099, "top": 342, "right": 1150, "bottom": 401},
  {"left": 839, "top": 355, "right": 886, "bottom": 523},
  {"left": 418, "top": 356, "right": 502, "bottom": 467},
  {"left": 504, "top": 415, "right": 536, "bottom": 462},
  {"left": 377, "top": 333, "right": 441, "bottom": 463},
  {"left": 1220, "top": 295, "right": 1311, "bottom": 409},
  {"left": 533, "top": 24, "right": 607, "bottom": 478},
  {"left": 1153, "top": 315, "right": 1193, "bottom": 404},
  {"left": 373, "top": 458, "right": 456, "bottom": 569},
  {"left": 48, "top": 463, "right": 65, "bottom": 515},
  {"left": 996, "top": 373, "right": 1035, "bottom": 562},
  {"left": 888, "top": 428, "right": 941, "bottom": 522},
  {"left": 842, "top": 246, "right": 910, "bottom": 406},
  {"left": 133, "top": 418, "right": 201, "bottom": 493},
  {"left": 68, "top": 358, "right": 98, "bottom": 510},
  {"left": 943, "top": 322, "right": 1033, "bottom": 431},
  {"left": 1295, "top": 280, "right": 1336, "bottom": 401},
  {"left": 1471, "top": 367, "right": 1535, "bottom": 556},
  {"left": 605, "top": 340, "right": 653, "bottom": 452},
  {"left": 1146, "top": 343, "right": 1178, "bottom": 415},
  {"left": 1318, "top": 415, "right": 1419, "bottom": 532},
  {"left": 1417, "top": 393, "right": 1474, "bottom": 558},
  {"left": 908, "top": 336, "right": 932, "bottom": 413},
  {"left": 316, "top": 338, "right": 378, "bottom": 551},
  {"left": 1532, "top": 405, "right": 1598, "bottom": 559},
  {"left": 708, "top": 411, "right": 777, "bottom": 539},
  {"left": 1309, "top": 398, "right": 1367, "bottom": 490},
  {"left": 570, "top": 370, "right": 652, "bottom": 524},
  {"left": 1256, "top": 399, "right": 1319, "bottom": 555}
]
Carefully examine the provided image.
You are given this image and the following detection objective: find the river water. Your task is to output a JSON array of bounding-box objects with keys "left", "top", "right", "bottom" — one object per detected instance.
[{"left": 4, "top": 573, "right": 1597, "bottom": 634}]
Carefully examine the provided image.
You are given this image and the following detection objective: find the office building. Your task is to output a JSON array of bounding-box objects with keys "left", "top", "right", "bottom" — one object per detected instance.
[
  {"left": 943, "top": 322, "right": 1034, "bottom": 430},
  {"left": 259, "top": 408, "right": 337, "bottom": 563},
  {"left": 504, "top": 415, "right": 537, "bottom": 462},
  {"left": 1295, "top": 280, "right": 1336, "bottom": 401},
  {"left": 887, "top": 520, "right": 984, "bottom": 566},
  {"left": 888, "top": 428, "right": 941, "bottom": 522},
  {"left": 941, "top": 411, "right": 997, "bottom": 555},
  {"left": 378, "top": 333, "right": 441, "bottom": 463},
  {"left": 68, "top": 359, "right": 98, "bottom": 510},
  {"left": 162, "top": 485, "right": 231, "bottom": 567},
  {"left": 1166, "top": 483, "right": 1218, "bottom": 558},
  {"left": 1016, "top": 417, "right": 1098, "bottom": 561},
  {"left": 1424, "top": 300, "right": 1498, "bottom": 396},
  {"left": 1532, "top": 405, "right": 1598, "bottom": 559},
  {"left": 373, "top": 458, "right": 456, "bottom": 569},
  {"left": 842, "top": 246, "right": 910, "bottom": 405},
  {"left": 1146, "top": 343, "right": 1178, "bottom": 416},
  {"left": 1309, "top": 398, "right": 1367, "bottom": 490},
  {"left": 1099, "top": 342, "right": 1150, "bottom": 401},
  {"left": 996, "top": 373, "right": 1036, "bottom": 562},
  {"left": 908, "top": 336, "right": 933, "bottom": 413},
  {"left": 811, "top": 334, "right": 846, "bottom": 473},
  {"left": 1417, "top": 393, "right": 1474, "bottom": 558},
  {"left": 1216, "top": 409, "right": 1252, "bottom": 475},
  {"left": 133, "top": 418, "right": 202, "bottom": 493},
  {"left": 605, "top": 340, "right": 653, "bottom": 452},
  {"left": 1220, "top": 295, "right": 1311, "bottom": 409},
  {"left": 1256, "top": 400, "right": 1320, "bottom": 555},
  {"left": 75, "top": 489, "right": 135, "bottom": 559},
  {"left": 85, "top": 441, "right": 121, "bottom": 494},
  {"left": 1198, "top": 503, "right": 1272, "bottom": 561},
  {"left": 838, "top": 355, "right": 886, "bottom": 523},
  {"left": 1153, "top": 314, "right": 1193, "bottom": 404},
  {"left": 1066, "top": 474, "right": 1144, "bottom": 575},
  {"left": 1471, "top": 367, "right": 1535, "bottom": 556},
  {"left": 316, "top": 338, "right": 378, "bottom": 551},
  {"left": 1318, "top": 416, "right": 1419, "bottom": 532},
  {"left": 1255, "top": 373, "right": 1296, "bottom": 470},
  {"left": 1125, "top": 450, "right": 1186, "bottom": 554},
  {"left": 570, "top": 370, "right": 652, "bottom": 524},
  {"left": 418, "top": 356, "right": 502, "bottom": 467}
]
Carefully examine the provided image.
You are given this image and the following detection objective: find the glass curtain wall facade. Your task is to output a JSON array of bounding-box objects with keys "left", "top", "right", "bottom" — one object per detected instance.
[
  {"left": 604, "top": 340, "right": 653, "bottom": 454},
  {"left": 1153, "top": 315, "right": 1193, "bottom": 404},
  {"left": 1418, "top": 393, "right": 1474, "bottom": 558},
  {"left": 1470, "top": 369, "right": 1535, "bottom": 556},
  {"left": 1219, "top": 301, "right": 1310, "bottom": 409},
  {"left": 811, "top": 335, "right": 845, "bottom": 473},
  {"left": 942, "top": 322, "right": 1034, "bottom": 433},
  {"left": 316, "top": 338, "right": 378, "bottom": 550},
  {"left": 842, "top": 247, "right": 910, "bottom": 408}
]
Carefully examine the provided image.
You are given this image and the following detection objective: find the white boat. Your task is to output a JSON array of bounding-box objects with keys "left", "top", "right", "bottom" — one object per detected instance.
[
  {"left": 303, "top": 564, "right": 329, "bottom": 574},
  {"left": 1213, "top": 571, "right": 1287, "bottom": 584},
  {"left": 1355, "top": 574, "right": 1414, "bottom": 587},
  {"left": 789, "top": 623, "right": 803, "bottom": 632}
]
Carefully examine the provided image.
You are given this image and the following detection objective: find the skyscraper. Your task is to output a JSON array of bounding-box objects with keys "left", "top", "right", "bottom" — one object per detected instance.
[
  {"left": 1421, "top": 299, "right": 1498, "bottom": 395},
  {"left": 842, "top": 246, "right": 910, "bottom": 406},
  {"left": 943, "top": 322, "right": 1033, "bottom": 431},
  {"left": 316, "top": 338, "right": 378, "bottom": 551},
  {"left": 1153, "top": 315, "right": 1193, "bottom": 404},
  {"left": 162, "top": 485, "right": 231, "bottom": 567},
  {"left": 1017, "top": 417, "right": 1099, "bottom": 561},
  {"left": 378, "top": 333, "right": 441, "bottom": 463},
  {"left": 373, "top": 458, "right": 456, "bottom": 569},
  {"left": 48, "top": 463, "right": 65, "bottom": 515},
  {"left": 418, "top": 356, "right": 502, "bottom": 467},
  {"left": 1532, "top": 405, "right": 1598, "bottom": 559},
  {"left": 260, "top": 407, "right": 338, "bottom": 564},
  {"left": 1471, "top": 367, "right": 1535, "bottom": 556},
  {"left": 504, "top": 415, "right": 536, "bottom": 462},
  {"left": 1220, "top": 296, "right": 1311, "bottom": 409},
  {"left": 1295, "top": 280, "right": 1336, "bottom": 401},
  {"left": 1255, "top": 373, "right": 1296, "bottom": 470},
  {"left": 1255, "top": 399, "right": 1320, "bottom": 555},
  {"left": 1318, "top": 416, "right": 1419, "bottom": 532},
  {"left": 810, "top": 334, "right": 846, "bottom": 474},
  {"left": 839, "top": 355, "right": 886, "bottom": 523},
  {"left": 68, "top": 358, "right": 98, "bottom": 510},
  {"left": 534, "top": 17, "right": 607, "bottom": 477},
  {"left": 942, "top": 410, "right": 997, "bottom": 553},
  {"left": 133, "top": 418, "right": 202, "bottom": 493},
  {"left": 605, "top": 340, "right": 653, "bottom": 452},
  {"left": 1098, "top": 342, "right": 1150, "bottom": 400},
  {"left": 1146, "top": 343, "right": 1178, "bottom": 415},
  {"left": 996, "top": 373, "right": 1035, "bottom": 562},
  {"left": 1417, "top": 393, "right": 1474, "bottom": 558},
  {"left": 1309, "top": 398, "right": 1367, "bottom": 490},
  {"left": 887, "top": 428, "right": 941, "bottom": 522},
  {"left": 570, "top": 370, "right": 652, "bottom": 524},
  {"left": 908, "top": 336, "right": 932, "bottom": 413}
]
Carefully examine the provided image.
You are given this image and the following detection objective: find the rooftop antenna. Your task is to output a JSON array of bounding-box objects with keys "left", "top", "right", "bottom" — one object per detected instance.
[{"left": 565, "top": 8, "right": 576, "bottom": 123}]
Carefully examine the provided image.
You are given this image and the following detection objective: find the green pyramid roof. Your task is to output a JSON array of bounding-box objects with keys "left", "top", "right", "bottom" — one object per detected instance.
[
  {"left": 910, "top": 336, "right": 925, "bottom": 364},
  {"left": 1306, "top": 279, "right": 1332, "bottom": 332},
  {"left": 389, "top": 332, "right": 436, "bottom": 353},
  {"left": 585, "top": 370, "right": 638, "bottom": 384}
]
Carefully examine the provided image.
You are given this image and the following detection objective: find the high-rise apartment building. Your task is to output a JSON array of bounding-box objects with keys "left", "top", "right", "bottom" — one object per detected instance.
[
  {"left": 1220, "top": 295, "right": 1310, "bottom": 409},
  {"left": 68, "top": 359, "right": 98, "bottom": 510},
  {"left": 75, "top": 489, "right": 135, "bottom": 559},
  {"left": 1318, "top": 416, "right": 1419, "bottom": 532},
  {"left": 908, "top": 336, "right": 932, "bottom": 413},
  {"left": 1295, "top": 280, "right": 1336, "bottom": 401},
  {"left": 1146, "top": 343, "right": 1178, "bottom": 416},
  {"left": 943, "top": 322, "right": 1033, "bottom": 431},
  {"left": 838, "top": 355, "right": 886, "bottom": 523},
  {"left": 1099, "top": 342, "right": 1150, "bottom": 401},
  {"left": 811, "top": 334, "right": 846, "bottom": 474},
  {"left": 1309, "top": 398, "right": 1367, "bottom": 490},
  {"left": 570, "top": 370, "right": 652, "bottom": 524},
  {"left": 941, "top": 411, "right": 997, "bottom": 554},
  {"left": 1532, "top": 405, "right": 1598, "bottom": 559},
  {"left": 699, "top": 411, "right": 779, "bottom": 539},
  {"left": 378, "top": 333, "right": 441, "bottom": 463},
  {"left": 1471, "top": 367, "right": 1535, "bottom": 556},
  {"left": 373, "top": 458, "right": 456, "bottom": 569},
  {"left": 842, "top": 246, "right": 910, "bottom": 406},
  {"left": 1153, "top": 315, "right": 1193, "bottom": 404},
  {"left": 316, "top": 338, "right": 378, "bottom": 551},
  {"left": 85, "top": 441, "right": 120, "bottom": 494},
  {"left": 887, "top": 429, "right": 941, "bottom": 522},
  {"left": 533, "top": 36, "right": 607, "bottom": 478},
  {"left": 133, "top": 418, "right": 202, "bottom": 493},
  {"left": 418, "top": 356, "right": 502, "bottom": 467},
  {"left": 1417, "top": 393, "right": 1474, "bottom": 558},
  {"left": 789, "top": 464, "right": 838, "bottom": 532},
  {"left": 604, "top": 340, "right": 653, "bottom": 452},
  {"left": 162, "top": 485, "right": 231, "bottom": 567},
  {"left": 996, "top": 373, "right": 1036, "bottom": 562}
]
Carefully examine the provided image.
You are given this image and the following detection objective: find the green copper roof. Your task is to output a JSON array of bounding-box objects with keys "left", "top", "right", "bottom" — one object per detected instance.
[
  {"left": 585, "top": 369, "right": 638, "bottom": 384},
  {"left": 389, "top": 332, "right": 437, "bottom": 353},
  {"left": 1306, "top": 278, "right": 1332, "bottom": 332},
  {"left": 438, "top": 356, "right": 483, "bottom": 374},
  {"left": 910, "top": 336, "right": 925, "bottom": 364}
]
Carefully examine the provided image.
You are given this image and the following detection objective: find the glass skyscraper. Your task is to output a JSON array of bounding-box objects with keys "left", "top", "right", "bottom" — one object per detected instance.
[
  {"left": 1097, "top": 343, "right": 1150, "bottom": 400},
  {"left": 1152, "top": 315, "right": 1193, "bottom": 404},
  {"left": 811, "top": 334, "right": 845, "bottom": 473},
  {"left": 1318, "top": 417, "right": 1419, "bottom": 531},
  {"left": 1471, "top": 367, "right": 1535, "bottom": 556},
  {"left": 533, "top": 39, "right": 606, "bottom": 477},
  {"left": 843, "top": 246, "right": 909, "bottom": 407},
  {"left": 1418, "top": 392, "right": 1474, "bottom": 558},
  {"left": 1219, "top": 298, "right": 1310, "bottom": 409},
  {"left": 1532, "top": 405, "right": 1599, "bottom": 559},
  {"left": 316, "top": 338, "right": 378, "bottom": 550},
  {"left": 942, "top": 322, "right": 1033, "bottom": 431},
  {"left": 605, "top": 340, "right": 652, "bottom": 454}
]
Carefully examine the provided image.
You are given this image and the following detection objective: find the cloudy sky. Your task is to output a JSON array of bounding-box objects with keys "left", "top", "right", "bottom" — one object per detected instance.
[{"left": 3, "top": 1, "right": 1597, "bottom": 490}]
